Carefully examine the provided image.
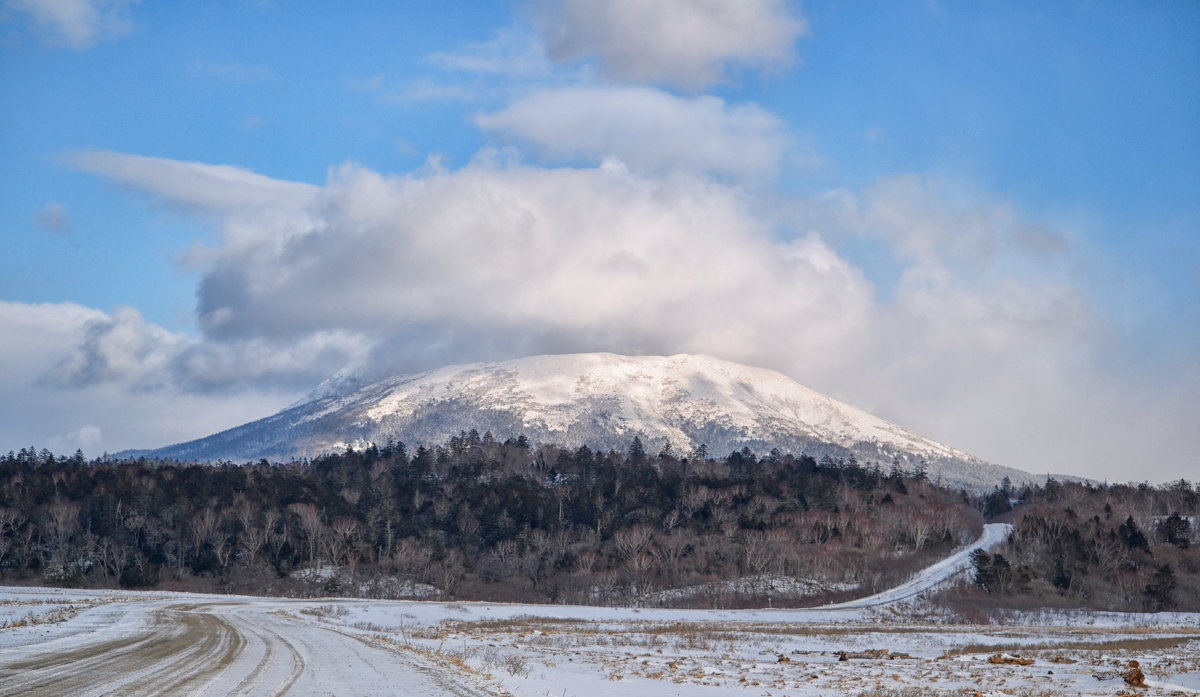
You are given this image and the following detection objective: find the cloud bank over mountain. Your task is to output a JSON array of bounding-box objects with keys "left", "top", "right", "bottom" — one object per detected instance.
[
  {"left": 2, "top": 0, "right": 1196, "bottom": 482},
  {"left": 9, "top": 147, "right": 1194, "bottom": 481}
]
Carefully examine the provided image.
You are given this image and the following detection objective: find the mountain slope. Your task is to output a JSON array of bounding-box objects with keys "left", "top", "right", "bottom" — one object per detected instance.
[{"left": 127, "top": 353, "right": 1032, "bottom": 488}]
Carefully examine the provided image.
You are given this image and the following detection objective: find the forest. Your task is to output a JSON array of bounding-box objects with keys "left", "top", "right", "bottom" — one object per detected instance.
[
  {"left": 0, "top": 435, "right": 1196, "bottom": 612},
  {"left": 960, "top": 474, "right": 1199, "bottom": 614}
]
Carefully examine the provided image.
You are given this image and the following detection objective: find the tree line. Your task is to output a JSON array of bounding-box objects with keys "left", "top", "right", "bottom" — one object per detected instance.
[
  {"left": 0, "top": 436, "right": 978, "bottom": 606},
  {"left": 4, "top": 439, "right": 1194, "bottom": 611}
]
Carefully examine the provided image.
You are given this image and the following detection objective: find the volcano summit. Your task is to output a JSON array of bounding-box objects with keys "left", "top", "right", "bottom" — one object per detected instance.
[{"left": 128, "top": 353, "right": 1032, "bottom": 488}]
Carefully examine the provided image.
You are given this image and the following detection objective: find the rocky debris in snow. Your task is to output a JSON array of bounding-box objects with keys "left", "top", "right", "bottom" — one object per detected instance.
[
  {"left": 837, "top": 649, "right": 913, "bottom": 661},
  {"left": 1121, "top": 660, "right": 1147, "bottom": 688},
  {"left": 652, "top": 573, "right": 855, "bottom": 603},
  {"left": 988, "top": 653, "right": 1035, "bottom": 666}
]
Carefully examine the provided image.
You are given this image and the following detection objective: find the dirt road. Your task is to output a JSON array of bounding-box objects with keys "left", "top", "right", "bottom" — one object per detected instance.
[{"left": 0, "top": 600, "right": 492, "bottom": 696}]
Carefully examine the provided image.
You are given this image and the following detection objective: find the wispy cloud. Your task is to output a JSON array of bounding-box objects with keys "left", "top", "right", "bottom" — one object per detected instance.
[
  {"left": 476, "top": 86, "right": 800, "bottom": 179},
  {"left": 66, "top": 150, "right": 318, "bottom": 215},
  {"left": 532, "top": 0, "right": 807, "bottom": 89},
  {"left": 425, "top": 25, "right": 551, "bottom": 79},
  {"left": 35, "top": 200, "right": 70, "bottom": 234},
  {"left": 241, "top": 115, "right": 264, "bottom": 132},
  {"left": 353, "top": 74, "right": 476, "bottom": 104},
  {"left": 191, "top": 61, "right": 273, "bottom": 82},
  {"left": 3, "top": 0, "right": 139, "bottom": 49},
  {"left": 855, "top": 175, "right": 1075, "bottom": 270}
]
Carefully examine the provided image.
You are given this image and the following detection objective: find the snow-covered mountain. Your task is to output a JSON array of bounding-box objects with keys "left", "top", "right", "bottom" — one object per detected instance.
[{"left": 126, "top": 353, "right": 1032, "bottom": 489}]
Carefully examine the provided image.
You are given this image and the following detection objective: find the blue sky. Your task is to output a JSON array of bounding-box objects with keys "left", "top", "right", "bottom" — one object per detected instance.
[{"left": 1, "top": 0, "right": 1197, "bottom": 482}]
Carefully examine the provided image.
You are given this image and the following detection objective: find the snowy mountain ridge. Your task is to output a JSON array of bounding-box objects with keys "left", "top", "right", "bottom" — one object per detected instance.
[{"left": 127, "top": 352, "right": 1035, "bottom": 489}]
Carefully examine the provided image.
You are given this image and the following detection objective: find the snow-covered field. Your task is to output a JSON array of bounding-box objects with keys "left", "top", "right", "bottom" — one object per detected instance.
[{"left": 1, "top": 524, "right": 1197, "bottom": 696}]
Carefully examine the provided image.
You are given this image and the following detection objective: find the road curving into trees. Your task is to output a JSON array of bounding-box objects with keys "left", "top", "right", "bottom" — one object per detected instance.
[{"left": 822, "top": 522, "right": 1013, "bottom": 609}]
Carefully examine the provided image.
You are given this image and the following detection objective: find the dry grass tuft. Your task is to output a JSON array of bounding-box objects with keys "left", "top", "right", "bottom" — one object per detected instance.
[{"left": 941, "top": 634, "right": 1200, "bottom": 658}]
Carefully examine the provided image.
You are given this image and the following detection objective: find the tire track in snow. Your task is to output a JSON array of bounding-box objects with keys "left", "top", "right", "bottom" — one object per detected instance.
[
  {"left": 0, "top": 611, "right": 174, "bottom": 695},
  {"left": 0, "top": 599, "right": 489, "bottom": 697},
  {"left": 226, "top": 620, "right": 277, "bottom": 696},
  {"left": 264, "top": 625, "right": 304, "bottom": 697},
  {"left": 222, "top": 611, "right": 305, "bottom": 697},
  {"left": 308, "top": 619, "right": 491, "bottom": 697},
  {"left": 0, "top": 605, "right": 221, "bottom": 697},
  {"left": 114, "top": 606, "right": 243, "bottom": 696}
]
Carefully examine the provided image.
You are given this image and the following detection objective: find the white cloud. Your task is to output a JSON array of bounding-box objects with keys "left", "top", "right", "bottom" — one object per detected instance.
[
  {"left": 67, "top": 150, "right": 320, "bottom": 270},
  {"left": 50, "top": 305, "right": 191, "bottom": 388},
  {"left": 1, "top": 155, "right": 874, "bottom": 455},
  {"left": 532, "top": 0, "right": 808, "bottom": 89},
  {"left": 47, "top": 425, "right": 102, "bottom": 453},
  {"left": 0, "top": 301, "right": 107, "bottom": 375},
  {"left": 35, "top": 200, "right": 70, "bottom": 234},
  {"left": 476, "top": 86, "right": 797, "bottom": 178},
  {"left": 426, "top": 26, "right": 551, "bottom": 79},
  {"left": 35, "top": 152, "right": 1200, "bottom": 482},
  {"left": 169, "top": 331, "right": 371, "bottom": 393},
  {"left": 0, "top": 300, "right": 346, "bottom": 455},
  {"left": 182, "top": 155, "right": 873, "bottom": 379},
  {"left": 793, "top": 176, "right": 1200, "bottom": 484},
  {"left": 3, "top": 0, "right": 138, "bottom": 49},
  {"left": 60, "top": 150, "right": 870, "bottom": 378},
  {"left": 67, "top": 150, "right": 317, "bottom": 215},
  {"left": 856, "top": 175, "right": 1074, "bottom": 270},
  {"left": 28, "top": 302, "right": 363, "bottom": 395}
]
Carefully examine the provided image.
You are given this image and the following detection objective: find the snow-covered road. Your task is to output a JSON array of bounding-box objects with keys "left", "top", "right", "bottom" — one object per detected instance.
[
  {"left": 823, "top": 522, "right": 1012, "bottom": 609},
  {"left": 0, "top": 598, "right": 495, "bottom": 696}
]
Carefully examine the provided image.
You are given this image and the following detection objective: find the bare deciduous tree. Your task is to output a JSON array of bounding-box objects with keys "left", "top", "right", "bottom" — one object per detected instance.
[
  {"left": 613, "top": 524, "right": 653, "bottom": 560},
  {"left": 288, "top": 503, "right": 323, "bottom": 564}
]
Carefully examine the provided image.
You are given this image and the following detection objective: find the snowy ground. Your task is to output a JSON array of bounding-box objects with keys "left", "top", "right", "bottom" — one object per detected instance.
[{"left": 1, "top": 524, "right": 1198, "bottom": 696}]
